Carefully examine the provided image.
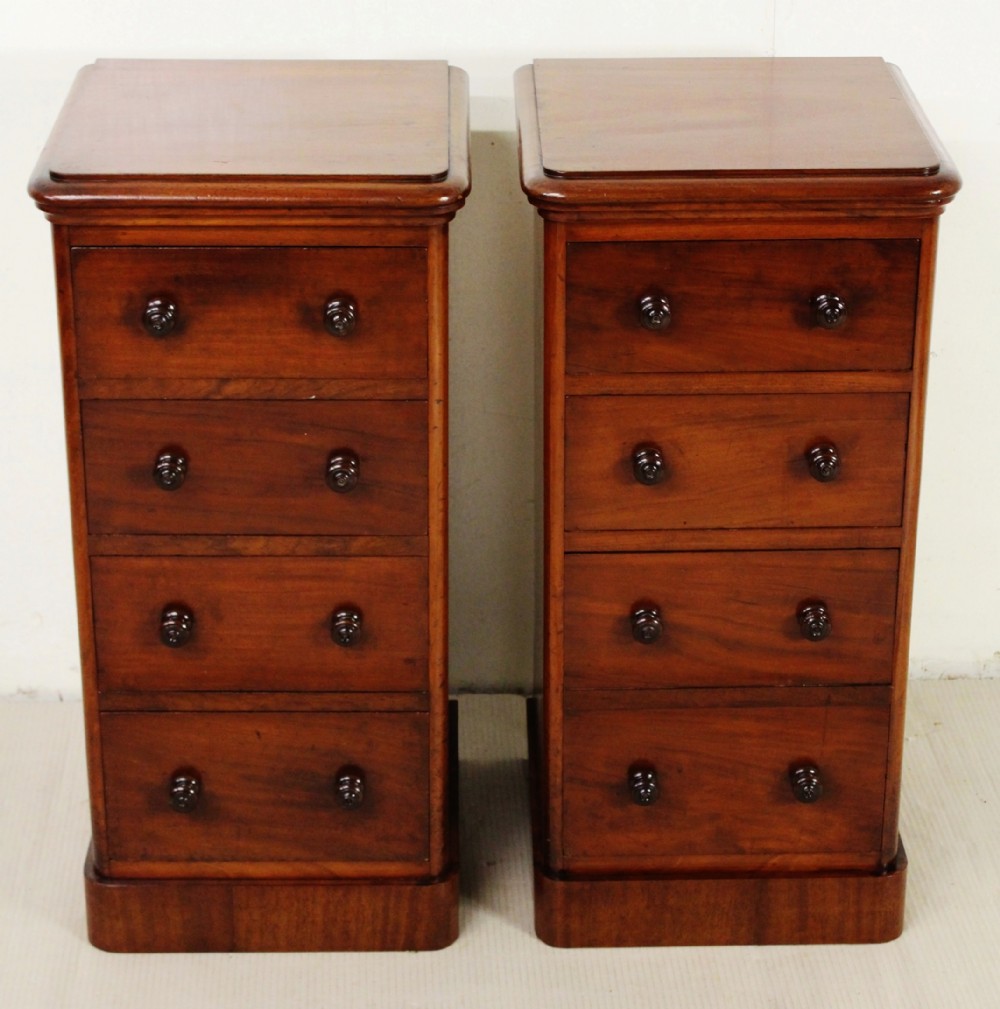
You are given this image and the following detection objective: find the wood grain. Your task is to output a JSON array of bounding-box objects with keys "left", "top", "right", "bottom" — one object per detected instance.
[
  {"left": 565, "top": 393, "right": 909, "bottom": 531},
  {"left": 86, "top": 850, "right": 459, "bottom": 952},
  {"left": 534, "top": 58, "right": 938, "bottom": 179},
  {"left": 560, "top": 701, "right": 889, "bottom": 867},
  {"left": 101, "top": 711, "right": 429, "bottom": 864},
  {"left": 72, "top": 246, "right": 428, "bottom": 380},
  {"left": 564, "top": 550, "right": 898, "bottom": 689},
  {"left": 82, "top": 399, "right": 428, "bottom": 536},
  {"left": 91, "top": 555, "right": 428, "bottom": 693},
  {"left": 566, "top": 239, "right": 918, "bottom": 374}
]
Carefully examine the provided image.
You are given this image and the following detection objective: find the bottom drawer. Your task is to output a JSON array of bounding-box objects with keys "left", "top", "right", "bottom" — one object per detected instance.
[
  {"left": 562, "top": 698, "right": 889, "bottom": 867},
  {"left": 102, "top": 711, "right": 429, "bottom": 866}
]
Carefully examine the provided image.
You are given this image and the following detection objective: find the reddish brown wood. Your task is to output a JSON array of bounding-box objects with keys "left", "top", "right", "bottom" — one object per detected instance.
[
  {"left": 30, "top": 61, "right": 471, "bottom": 220},
  {"left": 516, "top": 61, "right": 958, "bottom": 220},
  {"left": 564, "top": 393, "right": 909, "bottom": 531},
  {"left": 82, "top": 400, "right": 428, "bottom": 536},
  {"left": 561, "top": 701, "right": 888, "bottom": 868},
  {"left": 564, "top": 550, "right": 898, "bottom": 689},
  {"left": 32, "top": 60, "right": 468, "bottom": 951},
  {"left": 534, "top": 59, "right": 939, "bottom": 180},
  {"left": 519, "top": 58, "right": 957, "bottom": 946},
  {"left": 91, "top": 556, "right": 428, "bottom": 693},
  {"left": 533, "top": 852, "right": 906, "bottom": 947},
  {"left": 101, "top": 711, "right": 428, "bottom": 865},
  {"left": 72, "top": 246, "right": 428, "bottom": 380},
  {"left": 566, "top": 239, "right": 918, "bottom": 374},
  {"left": 86, "top": 851, "right": 459, "bottom": 952}
]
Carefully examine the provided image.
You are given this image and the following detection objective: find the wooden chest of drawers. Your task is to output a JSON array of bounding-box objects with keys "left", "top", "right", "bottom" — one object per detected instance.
[
  {"left": 516, "top": 57, "right": 959, "bottom": 945},
  {"left": 30, "top": 59, "right": 469, "bottom": 952}
]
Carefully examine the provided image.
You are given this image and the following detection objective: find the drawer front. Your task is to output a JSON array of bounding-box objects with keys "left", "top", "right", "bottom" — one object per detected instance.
[
  {"left": 564, "top": 550, "right": 898, "bottom": 689},
  {"left": 82, "top": 400, "right": 427, "bottom": 535},
  {"left": 565, "top": 240, "right": 918, "bottom": 374},
  {"left": 92, "top": 556, "right": 428, "bottom": 693},
  {"left": 72, "top": 246, "right": 428, "bottom": 379},
  {"left": 102, "top": 711, "right": 429, "bottom": 864},
  {"left": 562, "top": 702, "right": 889, "bottom": 862},
  {"left": 565, "top": 393, "right": 908, "bottom": 530}
]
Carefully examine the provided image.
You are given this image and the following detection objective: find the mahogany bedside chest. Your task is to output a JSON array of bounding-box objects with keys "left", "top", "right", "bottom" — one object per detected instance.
[
  {"left": 30, "top": 59, "right": 469, "bottom": 952},
  {"left": 516, "top": 57, "right": 959, "bottom": 945}
]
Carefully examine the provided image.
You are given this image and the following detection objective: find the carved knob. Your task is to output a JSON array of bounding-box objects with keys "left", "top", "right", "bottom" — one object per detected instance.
[
  {"left": 806, "top": 443, "right": 840, "bottom": 482},
  {"left": 335, "top": 766, "right": 366, "bottom": 809},
  {"left": 628, "top": 763, "right": 659, "bottom": 805},
  {"left": 326, "top": 449, "right": 359, "bottom": 493},
  {"left": 812, "top": 293, "right": 848, "bottom": 330},
  {"left": 169, "top": 770, "right": 201, "bottom": 812},
  {"left": 160, "top": 604, "right": 195, "bottom": 648},
  {"left": 630, "top": 605, "right": 663, "bottom": 644},
  {"left": 331, "top": 607, "right": 363, "bottom": 647},
  {"left": 789, "top": 763, "right": 824, "bottom": 803},
  {"left": 797, "top": 600, "right": 832, "bottom": 642},
  {"left": 637, "top": 292, "right": 672, "bottom": 331},
  {"left": 324, "top": 295, "right": 358, "bottom": 337},
  {"left": 632, "top": 444, "right": 666, "bottom": 485},
  {"left": 142, "top": 296, "right": 178, "bottom": 337},
  {"left": 153, "top": 449, "right": 188, "bottom": 491}
]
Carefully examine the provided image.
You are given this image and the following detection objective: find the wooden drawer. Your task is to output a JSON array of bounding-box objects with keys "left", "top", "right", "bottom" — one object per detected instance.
[
  {"left": 562, "top": 699, "right": 889, "bottom": 864},
  {"left": 565, "top": 393, "right": 908, "bottom": 531},
  {"left": 92, "top": 556, "right": 427, "bottom": 693},
  {"left": 72, "top": 246, "right": 428, "bottom": 379},
  {"left": 564, "top": 550, "right": 898, "bottom": 689},
  {"left": 565, "top": 240, "right": 919, "bottom": 374},
  {"left": 102, "top": 711, "right": 429, "bottom": 865},
  {"left": 82, "top": 400, "right": 427, "bottom": 536}
]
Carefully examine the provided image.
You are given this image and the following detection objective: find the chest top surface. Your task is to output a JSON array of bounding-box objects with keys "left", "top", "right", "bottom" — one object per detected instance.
[
  {"left": 517, "top": 57, "right": 958, "bottom": 214},
  {"left": 30, "top": 59, "right": 469, "bottom": 217}
]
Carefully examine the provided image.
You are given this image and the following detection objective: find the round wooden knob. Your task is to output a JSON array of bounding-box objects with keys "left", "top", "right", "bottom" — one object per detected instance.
[
  {"left": 812, "top": 293, "right": 847, "bottom": 330},
  {"left": 789, "top": 763, "right": 824, "bottom": 803},
  {"left": 637, "top": 292, "right": 672, "bottom": 331},
  {"left": 632, "top": 444, "right": 666, "bottom": 485},
  {"left": 324, "top": 295, "right": 358, "bottom": 337},
  {"left": 160, "top": 604, "right": 195, "bottom": 648},
  {"left": 628, "top": 763, "right": 659, "bottom": 805},
  {"left": 326, "top": 449, "right": 359, "bottom": 493},
  {"left": 142, "top": 296, "right": 178, "bottom": 337},
  {"left": 153, "top": 449, "right": 188, "bottom": 491},
  {"left": 797, "top": 600, "right": 832, "bottom": 642},
  {"left": 806, "top": 443, "right": 840, "bottom": 482},
  {"left": 630, "top": 605, "right": 663, "bottom": 644},
  {"left": 169, "top": 770, "right": 201, "bottom": 812},
  {"left": 331, "top": 607, "right": 363, "bottom": 647},
  {"left": 335, "top": 766, "right": 365, "bottom": 809}
]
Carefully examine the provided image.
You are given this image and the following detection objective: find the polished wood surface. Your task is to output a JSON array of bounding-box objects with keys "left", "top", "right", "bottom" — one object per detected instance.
[
  {"left": 533, "top": 58, "right": 938, "bottom": 178},
  {"left": 47, "top": 60, "right": 449, "bottom": 181},
  {"left": 516, "top": 62, "right": 959, "bottom": 218},
  {"left": 33, "top": 60, "right": 468, "bottom": 950},
  {"left": 566, "top": 239, "right": 919, "bottom": 374},
  {"left": 82, "top": 400, "right": 428, "bottom": 535},
  {"left": 561, "top": 700, "right": 888, "bottom": 867},
  {"left": 91, "top": 556, "right": 428, "bottom": 692},
  {"left": 102, "top": 711, "right": 428, "bottom": 865},
  {"left": 30, "top": 63, "right": 470, "bottom": 220},
  {"left": 72, "top": 246, "right": 428, "bottom": 379},
  {"left": 564, "top": 550, "right": 898, "bottom": 689},
  {"left": 564, "top": 393, "right": 909, "bottom": 531},
  {"left": 519, "top": 57, "right": 958, "bottom": 946}
]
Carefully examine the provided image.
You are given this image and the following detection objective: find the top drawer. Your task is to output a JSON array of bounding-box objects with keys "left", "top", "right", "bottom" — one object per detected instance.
[
  {"left": 565, "top": 240, "right": 919, "bottom": 374},
  {"left": 71, "top": 247, "right": 428, "bottom": 380}
]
